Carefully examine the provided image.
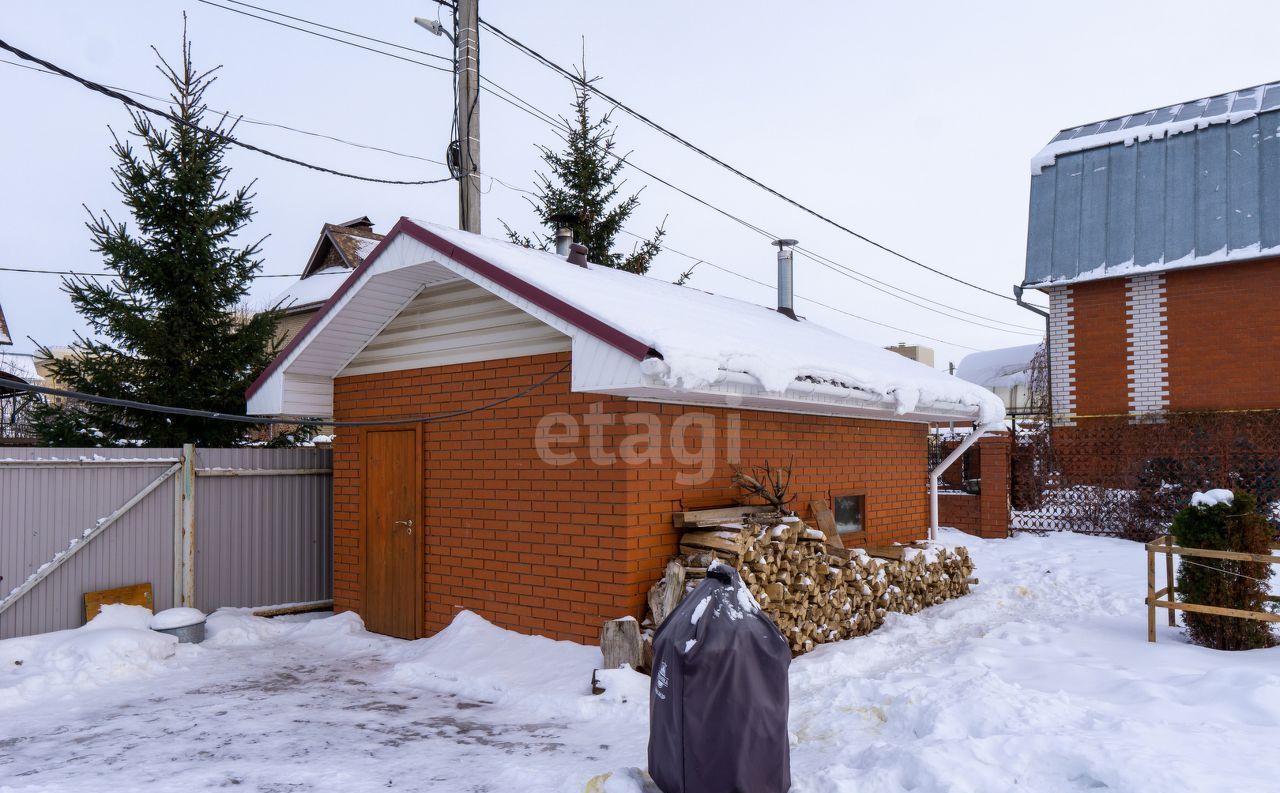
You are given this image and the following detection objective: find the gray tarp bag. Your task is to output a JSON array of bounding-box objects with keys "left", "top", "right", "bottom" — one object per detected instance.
[{"left": 648, "top": 561, "right": 791, "bottom": 793}]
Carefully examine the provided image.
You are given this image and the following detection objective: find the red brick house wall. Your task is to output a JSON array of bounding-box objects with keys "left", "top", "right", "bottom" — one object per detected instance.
[
  {"left": 332, "top": 350, "right": 932, "bottom": 643},
  {"left": 1065, "top": 278, "right": 1130, "bottom": 417},
  {"left": 1164, "top": 258, "right": 1280, "bottom": 411},
  {"left": 1050, "top": 258, "right": 1280, "bottom": 417}
]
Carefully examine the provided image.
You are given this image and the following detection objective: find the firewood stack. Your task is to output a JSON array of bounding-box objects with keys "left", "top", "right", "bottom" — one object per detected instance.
[{"left": 645, "top": 510, "right": 976, "bottom": 656}]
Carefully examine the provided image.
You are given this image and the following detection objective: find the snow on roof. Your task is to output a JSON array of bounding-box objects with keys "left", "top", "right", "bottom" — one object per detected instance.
[
  {"left": 0, "top": 352, "right": 41, "bottom": 384},
  {"left": 955, "top": 343, "right": 1040, "bottom": 391},
  {"left": 270, "top": 266, "right": 352, "bottom": 314},
  {"left": 0, "top": 301, "right": 10, "bottom": 346},
  {"left": 1031, "top": 81, "right": 1280, "bottom": 174},
  {"left": 413, "top": 220, "right": 1006, "bottom": 423},
  {"left": 352, "top": 236, "right": 380, "bottom": 260}
]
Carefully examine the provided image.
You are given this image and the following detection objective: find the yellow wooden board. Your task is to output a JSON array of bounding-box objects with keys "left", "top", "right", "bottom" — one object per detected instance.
[{"left": 83, "top": 582, "right": 153, "bottom": 623}]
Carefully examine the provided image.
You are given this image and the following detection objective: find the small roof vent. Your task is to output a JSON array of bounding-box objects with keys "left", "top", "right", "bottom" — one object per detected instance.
[{"left": 567, "top": 243, "right": 589, "bottom": 268}]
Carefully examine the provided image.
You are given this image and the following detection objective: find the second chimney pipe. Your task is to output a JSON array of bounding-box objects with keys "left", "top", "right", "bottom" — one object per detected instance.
[
  {"left": 773, "top": 238, "right": 798, "bottom": 319},
  {"left": 554, "top": 227, "right": 573, "bottom": 257}
]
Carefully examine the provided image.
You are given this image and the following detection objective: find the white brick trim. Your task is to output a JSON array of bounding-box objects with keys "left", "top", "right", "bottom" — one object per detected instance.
[
  {"left": 1125, "top": 274, "right": 1169, "bottom": 418},
  {"left": 1048, "top": 287, "right": 1075, "bottom": 425}
]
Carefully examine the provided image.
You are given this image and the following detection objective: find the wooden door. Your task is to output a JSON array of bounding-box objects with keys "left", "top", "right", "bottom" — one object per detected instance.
[{"left": 362, "top": 426, "right": 423, "bottom": 639}]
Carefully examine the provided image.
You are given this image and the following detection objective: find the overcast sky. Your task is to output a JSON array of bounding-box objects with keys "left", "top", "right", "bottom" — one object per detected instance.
[{"left": 3, "top": 1, "right": 1279, "bottom": 370}]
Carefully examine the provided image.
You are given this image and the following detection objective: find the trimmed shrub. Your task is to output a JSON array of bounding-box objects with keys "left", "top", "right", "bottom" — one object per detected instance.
[{"left": 1171, "top": 490, "right": 1276, "bottom": 651}]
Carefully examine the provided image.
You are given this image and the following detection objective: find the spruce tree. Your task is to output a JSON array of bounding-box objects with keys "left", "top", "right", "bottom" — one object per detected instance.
[
  {"left": 1172, "top": 490, "right": 1275, "bottom": 650},
  {"left": 31, "top": 25, "right": 280, "bottom": 447},
  {"left": 503, "top": 71, "right": 665, "bottom": 275}
]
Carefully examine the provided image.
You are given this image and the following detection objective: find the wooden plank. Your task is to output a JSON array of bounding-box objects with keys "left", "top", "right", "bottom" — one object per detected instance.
[
  {"left": 809, "top": 499, "right": 840, "bottom": 545},
  {"left": 252, "top": 599, "right": 334, "bottom": 618},
  {"left": 1152, "top": 599, "right": 1280, "bottom": 623},
  {"left": 84, "top": 583, "right": 153, "bottom": 622},
  {"left": 673, "top": 506, "right": 770, "bottom": 529},
  {"left": 1165, "top": 542, "right": 1176, "bottom": 627},
  {"left": 1166, "top": 544, "right": 1280, "bottom": 565}
]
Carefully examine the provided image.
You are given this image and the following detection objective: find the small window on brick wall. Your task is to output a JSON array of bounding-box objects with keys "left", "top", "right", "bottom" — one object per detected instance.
[{"left": 833, "top": 492, "right": 865, "bottom": 535}]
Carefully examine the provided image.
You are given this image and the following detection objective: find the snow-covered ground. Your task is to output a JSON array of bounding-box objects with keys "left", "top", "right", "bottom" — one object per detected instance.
[{"left": 3, "top": 529, "right": 1279, "bottom": 793}]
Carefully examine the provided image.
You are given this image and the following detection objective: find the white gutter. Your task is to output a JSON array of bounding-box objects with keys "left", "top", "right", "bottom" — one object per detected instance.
[{"left": 929, "top": 422, "right": 1004, "bottom": 541}]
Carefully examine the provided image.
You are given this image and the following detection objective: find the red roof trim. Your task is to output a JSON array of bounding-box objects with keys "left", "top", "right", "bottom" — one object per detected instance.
[{"left": 246, "top": 218, "right": 652, "bottom": 400}]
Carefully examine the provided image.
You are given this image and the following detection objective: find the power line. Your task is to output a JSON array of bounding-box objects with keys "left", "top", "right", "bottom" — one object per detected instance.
[
  {"left": 193, "top": 0, "right": 452, "bottom": 73},
  {"left": 0, "top": 265, "right": 311, "bottom": 279},
  {"left": 180, "top": 2, "right": 1043, "bottom": 334},
  {"left": 216, "top": 0, "right": 452, "bottom": 63},
  {"left": 0, "top": 57, "right": 450, "bottom": 168},
  {"left": 0, "top": 361, "right": 571, "bottom": 427},
  {"left": 464, "top": 6, "right": 1020, "bottom": 304},
  {"left": 0, "top": 39, "right": 455, "bottom": 186}
]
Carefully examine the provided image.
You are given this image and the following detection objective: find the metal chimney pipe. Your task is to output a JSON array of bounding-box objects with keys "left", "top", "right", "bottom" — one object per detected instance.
[
  {"left": 773, "top": 238, "right": 799, "bottom": 319},
  {"left": 554, "top": 227, "right": 573, "bottom": 257}
]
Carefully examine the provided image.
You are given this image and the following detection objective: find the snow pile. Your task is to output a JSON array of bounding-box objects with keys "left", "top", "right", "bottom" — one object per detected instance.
[
  {"left": 1191, "top": 488, "right": 1235, "bottom": 508},
  {"left": 0, "top": 604, "right": 177, "bottom": 709},
  {"left": 591, "top": 665, "right": 651, "bottom": 705},
  {"left": 390, "top": 610, "right": 608, "bottom": 716},
  {"left": 149, "top": 607, "right": 205, "bottom": 630},
  {"left": 412, "top": 220, "right": 1006, "bottom": 423},
  {"left": 3, "top": 534, "right": 1280, "bottom": 791},
  {"left": 204, "top": 607, "right": 378, "bottom": 653}
]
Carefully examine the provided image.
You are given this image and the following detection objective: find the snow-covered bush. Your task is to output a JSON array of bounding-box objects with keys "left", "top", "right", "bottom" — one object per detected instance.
[{"left": 1172, "top": 490, "right": 1275, "bottom": 651}]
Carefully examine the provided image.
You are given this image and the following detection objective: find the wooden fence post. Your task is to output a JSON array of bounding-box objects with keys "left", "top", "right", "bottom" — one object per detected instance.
[
  {"left": 179, "top": 443, "right": 196, "bottom": 608},
  {"left": 1165, "top": 541, "right": 1176, "bottom": 627},
  {"left": 1146, "top": 545, "right": 1156, "bottom": 643}
]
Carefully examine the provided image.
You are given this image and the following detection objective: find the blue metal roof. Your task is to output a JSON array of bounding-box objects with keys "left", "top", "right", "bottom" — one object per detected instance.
[{"left": 1025, "top": 82, "right": 1280, "bottom": 287}]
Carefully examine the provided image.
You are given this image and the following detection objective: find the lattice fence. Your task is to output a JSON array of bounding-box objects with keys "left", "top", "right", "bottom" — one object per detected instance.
[{"left": 1011, "top": 411, "right": 1280, "bottom": 540}]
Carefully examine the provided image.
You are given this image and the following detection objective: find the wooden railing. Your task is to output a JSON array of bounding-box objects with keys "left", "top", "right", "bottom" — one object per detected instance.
[{"left": 1144, "top": 534, "right": 1280, "bottom": 642}]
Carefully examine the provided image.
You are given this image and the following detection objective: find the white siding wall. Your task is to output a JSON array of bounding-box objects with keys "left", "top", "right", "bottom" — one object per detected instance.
[{"left": 339, "top": 279, "right": 570, "bottom": 377}]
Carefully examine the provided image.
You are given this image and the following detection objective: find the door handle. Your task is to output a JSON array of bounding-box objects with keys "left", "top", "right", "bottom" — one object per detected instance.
[{"left": 394, "top": 519, "right": 414, "bottom": 534}]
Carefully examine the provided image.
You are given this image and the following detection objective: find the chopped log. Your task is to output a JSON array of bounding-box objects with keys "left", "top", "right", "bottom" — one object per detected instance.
[
  {"left": 679, "top": 531, "right": 746, "bottom": 555},
  {"left": 647, "top": 560, "right": 686, "bottom": 628},
  {"left": 601, "top": 617, "right": 644, "bottom": 670}
]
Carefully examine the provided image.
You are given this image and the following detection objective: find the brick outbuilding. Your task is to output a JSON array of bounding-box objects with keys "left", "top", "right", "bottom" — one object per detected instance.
[{"left": 248, "top": 220, "right": 1003, "bottom": 642}]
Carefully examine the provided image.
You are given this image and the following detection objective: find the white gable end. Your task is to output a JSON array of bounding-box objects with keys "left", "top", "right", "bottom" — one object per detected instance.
[{"left": 341, "top": 280, "right": 570, "bottom": 377}]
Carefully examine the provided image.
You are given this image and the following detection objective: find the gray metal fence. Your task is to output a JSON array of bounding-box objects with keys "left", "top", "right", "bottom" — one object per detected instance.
[{"left": 0, "top": 446, "right": 332, "bottom": 639}]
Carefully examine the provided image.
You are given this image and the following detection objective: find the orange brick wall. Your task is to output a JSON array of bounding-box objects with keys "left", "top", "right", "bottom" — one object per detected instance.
[
  {"left": 1164, "top": 258, "right": 1280, "bottom": 411},
  {"left": 1051, "top": 258, "right": 1280, "bottom": 416},
  {"left": 332, "top": 350, "right": 932, "bottom": 644},
  {"left": 1066, "top": 278, "right": 1130, "bottom": 416},
  {"left": 938, "top": 433, "right": 1010, "bottom": 540}
]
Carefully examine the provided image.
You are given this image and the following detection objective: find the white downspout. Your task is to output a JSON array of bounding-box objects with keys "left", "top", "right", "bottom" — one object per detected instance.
[{"left": 929, "top": 422, "right": 1003, "bottom": 541}]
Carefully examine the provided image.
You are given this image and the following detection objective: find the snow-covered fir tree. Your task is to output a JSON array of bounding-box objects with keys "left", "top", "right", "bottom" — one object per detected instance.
[
  {"left": 503, "top": 71, "right": 665, "bottom": 275},
  {"left": 32, "top": 26, "right": 280, "bottom": 447}
]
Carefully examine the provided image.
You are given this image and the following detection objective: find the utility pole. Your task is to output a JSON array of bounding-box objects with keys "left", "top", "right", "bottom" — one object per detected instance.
[{"left": 456, "top": 0, "right": 481, "bottom": 233}]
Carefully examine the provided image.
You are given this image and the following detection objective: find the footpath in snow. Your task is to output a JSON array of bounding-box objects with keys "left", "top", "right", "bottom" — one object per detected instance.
[{"left": 2, "top": 529, "right": 1279, "bottom": 792}]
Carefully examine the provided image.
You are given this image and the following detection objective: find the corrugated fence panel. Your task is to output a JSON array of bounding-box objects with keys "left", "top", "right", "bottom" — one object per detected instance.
[
  {"left": 0, "top": 448, "right": 182, "bottom": 640},
  {"left": 0, "top": 447, "right": 331, "bottom": 639},
  {"left": 194, "top": 448, "right": 332, "bottom": 612}
]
